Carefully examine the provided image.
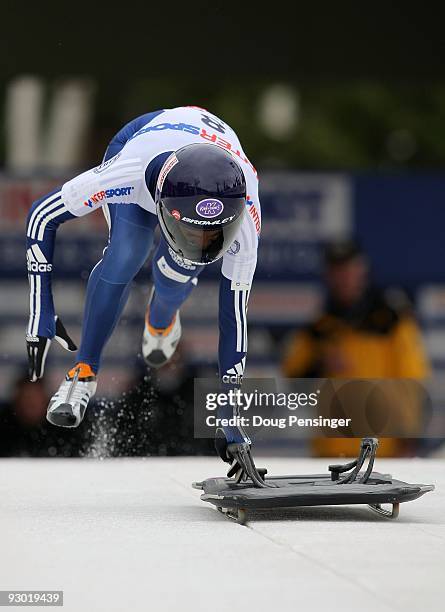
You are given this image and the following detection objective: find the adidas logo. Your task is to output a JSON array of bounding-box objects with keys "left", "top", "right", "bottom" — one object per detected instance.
[
  {"left": 222, "top": 357, "right": 246, "bottom": 384},
  {"left": 27, "top": 244, "right": 52, "bottom": 273}
]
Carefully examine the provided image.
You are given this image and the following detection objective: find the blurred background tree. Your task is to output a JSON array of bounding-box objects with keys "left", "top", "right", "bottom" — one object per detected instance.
[{"left": 2, "top": 1, "right": 445, "bottom": 171}]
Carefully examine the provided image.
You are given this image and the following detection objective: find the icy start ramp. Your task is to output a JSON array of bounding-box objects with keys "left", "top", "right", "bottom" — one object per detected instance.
[{"left": 0, "top": 457, "right": 443, "bottom": 612}]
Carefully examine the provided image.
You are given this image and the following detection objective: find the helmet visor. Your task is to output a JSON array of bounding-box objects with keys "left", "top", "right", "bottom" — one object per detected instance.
[{"left": 158, "top": 201, "right": 245, "bottom": 265}]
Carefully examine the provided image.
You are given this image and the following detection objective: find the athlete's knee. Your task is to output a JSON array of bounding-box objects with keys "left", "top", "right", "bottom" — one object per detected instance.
[
  {"left": 152, "top": 254, "right": 197, "bottom": 296},
  {"left": 153, "top": 242, "right": 202, "bottom": 284}
]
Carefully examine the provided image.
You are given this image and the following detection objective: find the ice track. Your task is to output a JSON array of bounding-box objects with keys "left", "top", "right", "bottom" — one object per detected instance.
[{"left": 0, "top": 457, "right": 444, "bottom": 612}]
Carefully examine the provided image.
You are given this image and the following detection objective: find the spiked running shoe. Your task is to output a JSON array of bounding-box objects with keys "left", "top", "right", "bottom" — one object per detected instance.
[
  {"left": 47, "top": 363, "right": 97, "bottom": 428},
  {"left": 142, "top": 294, "right": 181, "bottom": 368}
]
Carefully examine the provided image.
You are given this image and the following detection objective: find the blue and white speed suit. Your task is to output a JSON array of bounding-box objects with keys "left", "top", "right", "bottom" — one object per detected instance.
[{"left": 26, "top": 106, "right": 261, "bottom": 424}]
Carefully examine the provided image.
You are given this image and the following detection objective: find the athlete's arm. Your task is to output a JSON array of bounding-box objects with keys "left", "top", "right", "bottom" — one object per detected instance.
[
  {"left": 218, "top": 194, "right": 260, "bottom": 384},
  {"left": 26, "top": 188, "right": 83, "bottom": 381}
]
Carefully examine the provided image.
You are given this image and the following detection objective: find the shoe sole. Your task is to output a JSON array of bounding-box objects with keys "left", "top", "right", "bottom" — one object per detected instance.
[
  {"left": 46, "top": 403, "right": 78, "bottom": 428},
  {"left": 144, "top": 348, "right": 170, "bottom": 368}
]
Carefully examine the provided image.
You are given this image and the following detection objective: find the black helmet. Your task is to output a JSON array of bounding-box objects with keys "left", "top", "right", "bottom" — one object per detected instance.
[{"left": 155, "top": 143, "right": 246, "bottom": 265}]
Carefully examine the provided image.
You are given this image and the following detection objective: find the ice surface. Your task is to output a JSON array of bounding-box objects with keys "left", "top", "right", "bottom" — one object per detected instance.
[{"left": 0, "top": 457, "right": 443, "bottom": 612}]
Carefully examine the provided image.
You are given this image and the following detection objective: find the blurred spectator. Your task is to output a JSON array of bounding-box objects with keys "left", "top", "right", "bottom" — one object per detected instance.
[
  {"left": 0, "top": 372, "right": 85, "bottom": 457},
  {"left": 282, "top": 239, "right": 431, "bottom": 457}
]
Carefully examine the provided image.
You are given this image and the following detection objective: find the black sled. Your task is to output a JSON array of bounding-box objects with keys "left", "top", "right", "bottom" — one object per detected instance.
[{"left": 192, "top": 438, "right": 434, "bottom": 525}]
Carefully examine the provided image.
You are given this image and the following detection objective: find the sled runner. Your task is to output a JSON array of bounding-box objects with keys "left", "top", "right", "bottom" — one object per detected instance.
[{"left": 193, "top": 438, "right": 434, "bottom": 524}]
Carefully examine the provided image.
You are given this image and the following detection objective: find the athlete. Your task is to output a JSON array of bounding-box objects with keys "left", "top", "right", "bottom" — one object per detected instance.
[{"left": 25, "top": 106, "right": 264, "bottom": 478}]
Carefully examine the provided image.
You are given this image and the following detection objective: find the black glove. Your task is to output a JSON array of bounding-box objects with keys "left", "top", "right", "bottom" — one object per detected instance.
[
  {"left": 215, "top": 427, "right": 231, "bottom": 463},
  {"left": 26, "top": 316, "right": 77, "bottom": 382}
]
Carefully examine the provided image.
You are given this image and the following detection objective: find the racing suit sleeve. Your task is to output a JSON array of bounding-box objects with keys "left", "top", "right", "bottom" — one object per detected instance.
[
  {"left": 218, "top": 193, "right": 260, "bottom": 383},
  {"left": 26, "top": 187, "right": 79, "bottom": 339}
]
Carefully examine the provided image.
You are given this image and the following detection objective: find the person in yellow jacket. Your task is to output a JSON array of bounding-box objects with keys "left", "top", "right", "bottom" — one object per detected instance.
[{"left": 282, "top": 239, "right": 431, "bottom": 457}]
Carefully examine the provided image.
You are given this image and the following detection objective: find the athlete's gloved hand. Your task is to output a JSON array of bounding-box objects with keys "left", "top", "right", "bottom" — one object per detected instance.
[
  {"left": 26, "top": 316, "right": 77, "bottom": 382},
  {"left": 214, "top": 382, "right": 250, "bottom": 463},
  {"left": 215, "top": 427, "right": 232, "bottom": 463}
]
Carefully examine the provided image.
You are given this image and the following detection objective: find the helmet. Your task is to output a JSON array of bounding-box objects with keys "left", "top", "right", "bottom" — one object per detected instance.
[{"left": 155, "top": 143, "right": 246, "bottom": 265}]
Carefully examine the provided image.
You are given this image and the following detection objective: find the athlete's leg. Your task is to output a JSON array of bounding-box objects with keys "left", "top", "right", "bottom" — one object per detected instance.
[
  {"left": 149, "top": 238, "right": 204, "bottom": 329},
  {"left": 77, "top": 204, "right": 157, "bottom": 373},
  {"left": 142, "top": 238, "right": 204, "bottom": 367}
]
